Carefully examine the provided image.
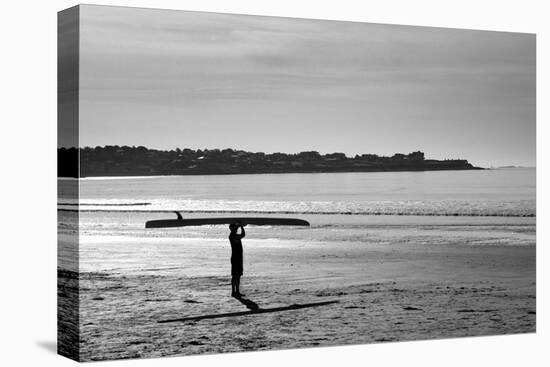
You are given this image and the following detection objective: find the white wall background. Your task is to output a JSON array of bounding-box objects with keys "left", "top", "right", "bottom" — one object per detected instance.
[{"left": 0, "top": 1, "right": 547, "bottom": 366}]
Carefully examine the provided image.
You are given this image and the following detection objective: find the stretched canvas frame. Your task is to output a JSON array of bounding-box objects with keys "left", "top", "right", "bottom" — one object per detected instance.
[{"left": 58, "top": 4, "right": 536, "bottom": 362}]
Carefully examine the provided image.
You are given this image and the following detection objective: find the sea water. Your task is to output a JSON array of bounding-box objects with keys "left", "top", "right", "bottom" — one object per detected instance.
[
  {"left": 64, "top": 168, "right": 535, "bottom": 216},
  {"left": 58, "top": 168, "right": 536, "bottom": 274}
]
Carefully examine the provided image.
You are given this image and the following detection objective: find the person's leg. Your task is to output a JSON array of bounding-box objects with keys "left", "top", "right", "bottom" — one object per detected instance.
[
  {"left": 235, "top": 275, "right": 245, "bottom": 297},
  {"left": 231, "top": 275, "right": 236, "bottom": 296}
]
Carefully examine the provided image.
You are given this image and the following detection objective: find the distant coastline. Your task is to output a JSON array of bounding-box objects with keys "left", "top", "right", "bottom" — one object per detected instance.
[{"left": 58, "top": 146, "right": 482, "bottom": 178}]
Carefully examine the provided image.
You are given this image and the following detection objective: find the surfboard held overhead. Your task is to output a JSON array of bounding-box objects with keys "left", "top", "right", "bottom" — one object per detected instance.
[{"left": 145, "top": 212, "right": 310, "bottom": 228}]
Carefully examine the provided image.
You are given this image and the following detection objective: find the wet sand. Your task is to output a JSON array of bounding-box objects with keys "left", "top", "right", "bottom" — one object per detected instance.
[{"left": 58, "top": 220, "right": 536, "bottom": 361}]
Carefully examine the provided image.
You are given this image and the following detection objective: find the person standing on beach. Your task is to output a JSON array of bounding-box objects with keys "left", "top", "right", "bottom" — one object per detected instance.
[{"left": 229, "top": 223, "right": 246, "bottom": 298}]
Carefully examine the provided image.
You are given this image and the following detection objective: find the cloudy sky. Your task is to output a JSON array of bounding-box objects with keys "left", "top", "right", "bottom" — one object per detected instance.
[{"left": 79, "top": 5, "right": 535, "bottom": 167}]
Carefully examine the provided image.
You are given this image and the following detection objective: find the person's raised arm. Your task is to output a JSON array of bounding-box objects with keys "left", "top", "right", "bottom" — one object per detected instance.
[{"left": 239, "top": 224, "right": 246, "bottom": 238}]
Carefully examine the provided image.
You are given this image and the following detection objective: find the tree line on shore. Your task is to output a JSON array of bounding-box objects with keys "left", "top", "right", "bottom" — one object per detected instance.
[{"left": 58, "top": 146, "right": 480, "bottom": 177}]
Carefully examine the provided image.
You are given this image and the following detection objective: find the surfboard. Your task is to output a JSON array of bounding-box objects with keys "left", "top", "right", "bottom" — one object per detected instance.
[{"left": 145, "top": 212, "right": 310, "bottom": 228}]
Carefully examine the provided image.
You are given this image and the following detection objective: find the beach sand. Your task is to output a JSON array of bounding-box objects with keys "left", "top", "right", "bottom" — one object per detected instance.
[{"left": 58, "top": 213, "right": 536, "bottom": 361}]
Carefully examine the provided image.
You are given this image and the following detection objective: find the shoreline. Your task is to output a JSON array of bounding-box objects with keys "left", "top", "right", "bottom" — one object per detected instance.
[{"left": 71, "top": 167, "right": 486, "bottom": 180}]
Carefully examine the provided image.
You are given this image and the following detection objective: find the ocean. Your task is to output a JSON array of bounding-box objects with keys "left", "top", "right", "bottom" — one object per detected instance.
[
  {"left": 58, "top": 168, "right": 535, "bottom": 274},
  {"left": 63, "top": 168, "right": 535, "bottom": 216}
]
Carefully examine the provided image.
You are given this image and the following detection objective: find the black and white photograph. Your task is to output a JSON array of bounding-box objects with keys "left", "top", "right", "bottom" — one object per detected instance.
[{"left": 57, "top": 3, "right": 536, "bottom": 362}]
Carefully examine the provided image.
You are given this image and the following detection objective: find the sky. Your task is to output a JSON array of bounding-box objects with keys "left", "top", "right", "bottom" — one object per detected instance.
[{"left": 78, "top": 5, "right": 535, "bottom": 168}]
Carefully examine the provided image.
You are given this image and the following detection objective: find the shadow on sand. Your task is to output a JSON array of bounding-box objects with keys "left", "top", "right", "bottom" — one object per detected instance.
[
  {"left": 158, "top": 296, "right": 338, "bottom": 323},
  {"left": 234, "top": 295, "right": 261, "bottom": 311}
]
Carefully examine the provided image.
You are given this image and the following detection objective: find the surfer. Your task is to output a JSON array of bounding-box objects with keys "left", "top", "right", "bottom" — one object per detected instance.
[{"left": 229, "top": 222, "right": 246, "bottom": 298}]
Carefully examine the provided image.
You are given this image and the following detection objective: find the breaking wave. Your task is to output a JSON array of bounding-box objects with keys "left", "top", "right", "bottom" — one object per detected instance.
[
  {"left": 57, "top": 209, "right": 535, "bottom": 218},
  {"left": 59, "top": 202, "right": 151, "bottom": 206}
]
